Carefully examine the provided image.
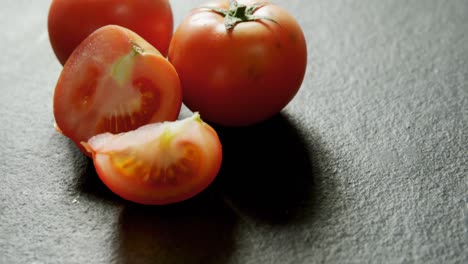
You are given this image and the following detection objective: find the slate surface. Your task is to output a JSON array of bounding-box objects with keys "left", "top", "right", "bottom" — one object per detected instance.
[{"left": 0, "top": 0, "right": 467, "bottom": 263}]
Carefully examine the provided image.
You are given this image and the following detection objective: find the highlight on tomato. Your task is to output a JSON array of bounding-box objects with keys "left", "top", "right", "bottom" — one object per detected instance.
[
  {"left": 168, "top": 0, "right": 308, "bottom": 127},
  {"left": 48, "top": 0, "right": 174, "bottom": 65},
  {"left": 53, "top": 25, "right": 182, "bottom": 155},
  {"left": 82, "top": 112, "right": 223, "bottom": 205}
]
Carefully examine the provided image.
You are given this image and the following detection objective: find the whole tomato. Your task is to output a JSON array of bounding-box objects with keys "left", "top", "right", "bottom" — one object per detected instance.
[
  {"left": 48, "top": 0, "right": 173, "bottom": 65},
  {"left": 168, "top": 0, "right": 307, "bottom": 127}
]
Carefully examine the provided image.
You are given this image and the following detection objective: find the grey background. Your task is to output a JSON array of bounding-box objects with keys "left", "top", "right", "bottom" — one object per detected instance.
[{"left": 1, "top": 0, "right": 467, "bottom": 263}]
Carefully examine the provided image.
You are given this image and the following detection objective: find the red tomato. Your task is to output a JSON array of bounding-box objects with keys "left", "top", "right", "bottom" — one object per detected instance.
[
  {"left": 53, "top": 25, "right": 182, "bottom": 155},
  {"left": 168, "top": 0, "right": 307, "bottom": 127},
  {"left": 48, "top": 0, "right": 173, "bottom": 65},
  {"left": 82, "top": 112, "right": 223, "bottom": 205}
]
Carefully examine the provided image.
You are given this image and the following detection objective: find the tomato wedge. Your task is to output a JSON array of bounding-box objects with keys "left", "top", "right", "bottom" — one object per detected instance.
[
  {"left": 53, "top": 25, "right": 182, "bottom": 155},
  {"left": 82, "top": 113, "right": 223, "bottom": 205}
]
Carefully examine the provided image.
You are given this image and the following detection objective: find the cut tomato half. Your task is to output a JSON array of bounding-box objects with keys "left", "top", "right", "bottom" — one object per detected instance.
[
  {"left": 53, "top": 25, "right": 182, "bottom": 155},
  {"left": 82, "top": 113, "right": 223, "bottom": 205}
]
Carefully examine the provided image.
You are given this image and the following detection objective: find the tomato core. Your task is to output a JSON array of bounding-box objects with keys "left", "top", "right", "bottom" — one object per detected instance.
[
  {"left": 95, "top": 77, "right": 161, "bottom": 134},
  {"left": 106, "top": 126, "right": 201, "bottom": 186}
]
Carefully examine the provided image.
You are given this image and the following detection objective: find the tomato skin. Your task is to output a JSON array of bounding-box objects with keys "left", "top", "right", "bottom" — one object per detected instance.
[
  {"left": 48, "top": 0, "right": 173, "bottom": 65},
  {"left": 168, "top": 0, "right": 307, "bottom": 127},
  {"left": 83, "top": 113, "right": 223, "bottom": 205},
  {"left": 53, "top": 25, "right": 182, "bottom": 156}
]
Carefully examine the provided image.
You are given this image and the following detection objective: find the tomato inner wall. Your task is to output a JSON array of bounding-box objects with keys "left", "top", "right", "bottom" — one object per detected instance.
[{"left": 95, "top": 77, "right": 161, "bottom": 134}]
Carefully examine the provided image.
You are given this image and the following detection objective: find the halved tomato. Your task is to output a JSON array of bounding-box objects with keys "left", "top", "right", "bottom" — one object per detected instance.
[
  {"left": 82, "top": 113, "right": 223, "bottom": 205},
  {"left": 53, "top": 25, "right": 182, "bottom": 155}
]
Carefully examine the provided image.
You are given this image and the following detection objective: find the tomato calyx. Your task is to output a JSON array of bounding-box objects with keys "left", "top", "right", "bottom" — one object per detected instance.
[{"left": 201, "top": 0, "right": 277, "bottom": 30}]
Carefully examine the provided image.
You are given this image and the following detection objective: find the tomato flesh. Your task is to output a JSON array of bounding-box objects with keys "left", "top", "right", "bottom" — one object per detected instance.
[
  {"left": 53, "top": 25, "right": 182, "bottom": 155},
  {"left": 95, "top": 77, "right": 162, "bottom": 134},
  {"left": 83, "top": 113, "right": 223, "bottom": 205}
]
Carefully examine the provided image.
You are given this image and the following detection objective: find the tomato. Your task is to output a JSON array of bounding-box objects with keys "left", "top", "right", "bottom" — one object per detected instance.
[
  {"left": 82, "top": 112, "right": 223, "bottom": 205},
  {"left": 48, "top": 0, "right": 173, "bottom": 65},
  {"left": 168, "top": 0, "right": 307, "bottom": 127},
  {"left": 53, "top": 25, "right": 182, "bottom": 156}
]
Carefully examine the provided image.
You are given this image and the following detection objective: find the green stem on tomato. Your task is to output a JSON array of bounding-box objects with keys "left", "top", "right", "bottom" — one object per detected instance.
[{"left": 201, "top": 0, "right": 277, "bottom": 30}]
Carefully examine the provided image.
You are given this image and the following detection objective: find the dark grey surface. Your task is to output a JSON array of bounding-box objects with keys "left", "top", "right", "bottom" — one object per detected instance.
[{"left": 1, "top": 0, "right": 467, "bottom": 263}]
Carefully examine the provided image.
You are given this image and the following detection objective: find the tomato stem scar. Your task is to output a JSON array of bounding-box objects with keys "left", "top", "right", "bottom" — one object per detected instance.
[
  {"left": 111, "top": 41, "right": 144, "bottom": 86},
  {"left": 200, "top": 0, "right": 277, "bottom": 30},
  {"left": 192, "top": 112, "right": 202, "bottom": 123},
  {"left": 130, "top": 40, "right": 145, "bottom": 55}
]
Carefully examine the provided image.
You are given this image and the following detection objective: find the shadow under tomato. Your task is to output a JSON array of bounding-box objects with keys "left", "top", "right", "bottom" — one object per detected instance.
[
  {"left": 66, "top": 108, "right": 330, "bottom": 262},
  {"left": 75, "top": 157, "right": 124, "bottom": 202},
  {"left": 211, "top": 112, "right": 318, "bottom": 225},
  {"left": 58, "top": 136, "right": 122, "bottom": 205},
  {"left": 62, "top": 131, "right": 236, "bottom": 264},
  {"left": 115, "top": 188, "right": 237, "bottom": 264}
]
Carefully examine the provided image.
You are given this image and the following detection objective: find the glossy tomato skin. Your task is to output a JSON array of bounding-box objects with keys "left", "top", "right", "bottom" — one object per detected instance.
[
  {"left": 83, "top": 113, "right": 223, "bottom": 205},
  {"left": 48, "top": 0, "right": 173, "bottom": 65},
  {"left": 53, "top": 25, "right": 182, "bottom": 156},
  {"left": 168, "top": 0, "right": 307, "bottom": 127}
]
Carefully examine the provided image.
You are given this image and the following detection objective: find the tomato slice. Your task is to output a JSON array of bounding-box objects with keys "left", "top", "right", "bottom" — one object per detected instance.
[
  {"left": 82, "top": 113, "right": 223, "bottom": 205},
  {"left": 53, "top": 25, "right": 182, "bottom": 155}
]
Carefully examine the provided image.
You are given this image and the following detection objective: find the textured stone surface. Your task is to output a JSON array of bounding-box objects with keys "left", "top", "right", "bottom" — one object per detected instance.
[{"left": 0, "top": 0, "right": 467, "bottom": 263}]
